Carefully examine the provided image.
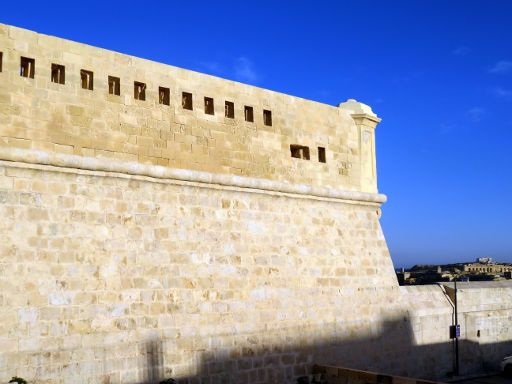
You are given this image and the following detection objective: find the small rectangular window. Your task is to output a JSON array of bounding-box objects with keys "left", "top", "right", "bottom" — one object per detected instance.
[
  {"left": 318, "top": 147, "right": 326, "bottom": 163},
  {"left": 225, "top": 101, "right": 234, "bottom": 118},
  {"left": 20, "top": 57, "right": 35, "bottom": 78},
  {"left": 182, "top": 92, "right": 193, "bottom": 110},
  {"left": 134, "top": 81, "right": 146, "bottom": 101},
  {"left": 108, "top": 76, "right": 120, "bottom": 95},
  {"left": 204, "top": 97, "right": 214, "bottom": 115},
  {"left": 244, "top": 106, "right": 254, "bottom": 122},
  {"left": 290, "top": 145, "right": 310, "bottom": 160},
  {"left": 51, "top": 64, "right": 65, "bottom": 84},
  {"left": 159, "top": 87, "right": 170, "bottom": 105},
  {"left": 0, "top": 52, "right": 3, "bottom": 72},
  {"left": 80, "top": 69, "right": 93, "bottom": 90},
  {"left": 263, "top": 110, "right": 272, "bottom": 126}
]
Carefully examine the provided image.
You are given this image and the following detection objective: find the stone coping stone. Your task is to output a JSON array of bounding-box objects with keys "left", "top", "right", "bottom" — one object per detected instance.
[{"left": 0, "top": 147, "right": 387, "bottom": 204}]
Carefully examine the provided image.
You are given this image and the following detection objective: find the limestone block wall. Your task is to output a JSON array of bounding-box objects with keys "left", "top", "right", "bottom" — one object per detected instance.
[
  {"left": 2, "top": 150, "right": 511, "bottom": 384},
  {"left": 399, "top": 283, "right": 512, "bottom": 378},
  {"left": 0, "top": 24, "right": 380, "bottom": 193},
  {"left": 0, "top": 154, "right": 398, "bottom": 384},
  {"left": 442, "top": 282, "right": 512, "bottom": 373},
  {"left": 398, "top": 285, "right": 453, "bottom": 378}
]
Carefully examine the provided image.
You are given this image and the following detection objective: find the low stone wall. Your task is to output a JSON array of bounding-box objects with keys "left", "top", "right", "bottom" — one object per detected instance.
[
  {"left": 399, "top": 282, "right": 512, "bottom": 378},
  {"left": 313, "top": 364, "right": 440, "bottom": 384},
  {"left": 442, "top": 282, "right": 512, "bottom": 374}
]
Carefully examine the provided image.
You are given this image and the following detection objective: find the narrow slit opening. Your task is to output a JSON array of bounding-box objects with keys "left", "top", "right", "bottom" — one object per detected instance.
[
  {"left": 182, "top": 92, "right": 193, "bottom": 110},
  {"left": 159, "top": 87, "right": 170, "bottom": 105},
  {"left": 134, "top": 81, "right": 146, "bottom": 101},
  {"left": 318, "top": 147, "right": 326, "bottom": 163},
  {"left": 204, "top": 97, "right": 214, "bottom": 115},
  {"left": 263, "top": 109, "right": 272, "bottom": 126},
  {"left": 244, "top": 106, "right": 254, "bottom": 122},
  {"left": 80, "top": 69, "right": 93, "bottom": 90},
  {"left": 108, "top": 76, "right": 120, "bottom": 95},
  {"left": 51, "top": 64, "right": 65, "bottom": 84},
  {"left": 20, "top": 57, "right": 35, "bottom": 78},
  {"left": 225, "top": 101, "right": 234, "bottom": 118}
]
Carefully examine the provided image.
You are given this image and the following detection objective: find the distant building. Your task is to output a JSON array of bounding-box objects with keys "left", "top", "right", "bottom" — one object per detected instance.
[
  {"left": 463, "top": 259, "right": 512, "bottom": 274},
  {"left": 397, "top": 258, "right": 512, "bottom": 285}
]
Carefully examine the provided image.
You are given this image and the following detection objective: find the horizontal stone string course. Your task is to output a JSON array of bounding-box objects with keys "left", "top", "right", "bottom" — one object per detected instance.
[{"left": 0, "top": 148, "right": 387, "bottom": 204}]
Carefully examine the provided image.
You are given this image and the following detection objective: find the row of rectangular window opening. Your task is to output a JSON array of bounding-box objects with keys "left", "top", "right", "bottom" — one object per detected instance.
[
  {"left": 291, "top": 145, "right": 326, "bottom": 163},
  {"left": 13, "top": 55, "right": 272, "bottom": 125},
  {"left": 182, "top": 94, "right": 271, "bottom": 125},
  {"left": 0, "top": 56, "right": 328, "bottom": 164},
  {"left": 1, "top": 54, "right": 327, "bottom": 163}
]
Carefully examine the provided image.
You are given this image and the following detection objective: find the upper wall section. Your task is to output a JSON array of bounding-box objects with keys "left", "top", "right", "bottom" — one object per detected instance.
[{"left": 0, "top": 24, "right": 381, "bottom": 193}]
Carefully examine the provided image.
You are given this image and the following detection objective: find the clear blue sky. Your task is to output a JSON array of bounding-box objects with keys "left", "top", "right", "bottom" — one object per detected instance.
[{"left": 2, "top": 1, "right": 512, "bottom": 268}]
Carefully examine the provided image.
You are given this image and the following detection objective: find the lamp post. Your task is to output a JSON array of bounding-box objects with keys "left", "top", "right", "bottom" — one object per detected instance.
[
  {"left": 449, "top": 278, "right": 460, "bottom": 377},
  {"left": 454, "top": 278, "right": 460, "bottom": 376}
]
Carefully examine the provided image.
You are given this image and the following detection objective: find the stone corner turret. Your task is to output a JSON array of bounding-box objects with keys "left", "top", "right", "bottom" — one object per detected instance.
[
  {"left": 338, "top": 99, "right": 381, "bottom": 194},
  {"left": 338, "top": 98, "right": 381, "bottom": 126}
]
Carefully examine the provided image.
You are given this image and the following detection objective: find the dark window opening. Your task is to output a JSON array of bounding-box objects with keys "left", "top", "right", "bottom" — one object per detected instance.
[
  {"left": 225, "top": 101, "right": 234, "bottom": 118},
  {"left": 80, "top": 69, "right": 93, "bottom": 90},
  {"left": 244, "top": 106, "right": 254, "bottom": 122},
  {"left": 51, "top": 64, "right": 65, "bottom": 84},
  {"left": 318, "top": 147, "right": 326, "bottom": 163},
  {"left": 204, "top": 97, "right": 214, "bottom": 115},
  {"left": 290, "top": 145, "right": 310, "bottom": 160},
  {"left": 182, "top": 92, "right": 193, "bottom": 110},
  {"left": 159, "top": 87, "right": 170, "bottom": 105},
  {"left": 20, "top": 57, "right": 35, "bottom": 78},
  {"left": 0, "top": 52, "right": 3, "bottom": 72},
  {"left": 263, "top": 110, "right": 272, "bottom": 126},
  {"left": 108, "top": 76, "right": 120, "bottom": 95},
  {"left": 134, "top": 81, "right": 146, "bottom": 101}
]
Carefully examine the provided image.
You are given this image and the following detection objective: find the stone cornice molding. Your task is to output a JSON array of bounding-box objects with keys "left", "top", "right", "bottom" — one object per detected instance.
[
  {"left": 0, "top": 148, "right": 387, "bottom": 204},
  {"left": 350, "top": 113, "right": 382, "bottom": 128}
]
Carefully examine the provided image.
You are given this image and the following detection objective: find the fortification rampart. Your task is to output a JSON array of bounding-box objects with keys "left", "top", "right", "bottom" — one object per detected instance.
[
  {"left": 1, "top": 155, "right": 511, "bottom": 383},
  {"left": 0, "top": 24, "right": 380, "bottom": 194},
  {"left": 1, "top": 23, "right": 511, "bottom": 384},
  {"left": 0, "top": 156, "right": 399, "bottom": 383}
]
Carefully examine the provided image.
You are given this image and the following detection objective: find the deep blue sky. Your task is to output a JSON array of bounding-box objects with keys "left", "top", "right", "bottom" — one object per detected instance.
[{"left": 2, "top": 1, "right": 512, "bottom": 268}]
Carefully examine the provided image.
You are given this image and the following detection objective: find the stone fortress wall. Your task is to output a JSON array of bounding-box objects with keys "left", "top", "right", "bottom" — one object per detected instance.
[
  {"left": 0, "top": 24, "right": 380, "bottom": 194},
  {"left": 0, "top": 24, "right": 511, "bottom": 384}
]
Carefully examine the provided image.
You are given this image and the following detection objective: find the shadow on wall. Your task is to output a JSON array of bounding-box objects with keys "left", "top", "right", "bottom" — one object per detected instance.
[
  {"left": 144, "top": 339, "right": 164, "bottom": 383},
  {"left": 137, "top": 315, "right": 512, "bottom": 384}
]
